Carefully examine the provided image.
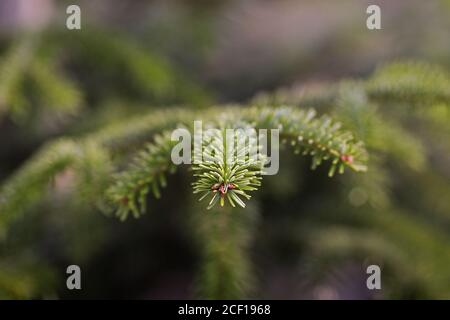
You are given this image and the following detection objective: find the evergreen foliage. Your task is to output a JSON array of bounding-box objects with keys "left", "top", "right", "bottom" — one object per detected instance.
[
  {"left": 0, "top": 28, "right": 449, "bottom": 299},
  {"left": 0, "top": 38, "right": 82, "bottom": 122}
]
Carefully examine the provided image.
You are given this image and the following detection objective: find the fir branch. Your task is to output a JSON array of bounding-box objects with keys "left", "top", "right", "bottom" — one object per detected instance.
[
  {"left": 0, "top": 105, "right": 367, "bottom": 222},
  {"left": 0, "top": 38, "right": 35, "bottom": 119},
  {"left": 0, "top": 37, "right": 83, "bottom": 123},
  {"left": 192, "top": 204, "right": 257, "bottom": 299},
  {"left": 27, "top": 59, "right": 83, "bottom": 116},
  {"left": 104, "top": 132, "right": 178, "bottom": 220},
  {"left": 46, "top": 29, "right": 211, "bottom": 106},
  {"left": 0, "top": 139, "right": 80, "bottom": 231},
  {"left": 366, "top": 61, "right": 450, "bottom": 106},
  {"left": 247, "top": 107, "right": 368, "bottom": 175},
  {"left": 192, "top": 107, "right": 367, "bottom": 209},
  {"left": 73, "top": 141, "right": 113, "bottom": 207},
  {"left": 252, "top": 81, "right": 338, "bottom": 110},
  {"left": 0, "top": 139, "right": 109, "bottom": 229},
  {"left": 252, "top": 61, "right": 450, "bottom": 115},
  {"left": 192, "top": 127, "right": 264, "bottom": 210},
  {"left": 335, "top": 81, "right": 426, "bottom": 171}
]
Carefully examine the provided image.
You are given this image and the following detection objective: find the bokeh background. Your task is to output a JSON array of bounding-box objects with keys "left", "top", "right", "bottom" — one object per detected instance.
[{"left": 0, "top": 0, "right": 449, "bottom": 299}]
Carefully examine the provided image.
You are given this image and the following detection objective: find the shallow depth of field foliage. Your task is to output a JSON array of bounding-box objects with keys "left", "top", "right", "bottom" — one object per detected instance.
[{"left": 0, "top": 0, "right": 449, "bottom": 299}]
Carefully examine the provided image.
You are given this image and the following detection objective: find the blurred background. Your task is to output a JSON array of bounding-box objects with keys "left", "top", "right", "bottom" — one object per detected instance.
[{"left": 0, "top": 0, "right": 449, "bottom": 299}]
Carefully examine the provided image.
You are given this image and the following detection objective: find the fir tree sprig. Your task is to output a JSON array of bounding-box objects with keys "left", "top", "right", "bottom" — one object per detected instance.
[
  {"left": 0, "top": 139, "right": 80, "bottom": 230},
  {"left": 0, "top": 38, "right": 35, "bottom": 119},
  {"left": 0, "top": 37, "right": 83, "bottom": 122},
  {"left": 192, "top": 203, "right": 257, "bottom": 299},
  {"left": 192, "top": 127, "right": 265, "bottom": 209},
  {"left": 0, "top": 105, "right": 367, "bottom": 223},
  {"left": 247, "top": 107, "right": 368, "bottom": 175},
  {"left": 104, "top": 132, "right": 178, "bottom": 220},
  {"left": 366, "top": 61, "right": 450, "bottom": 106}
]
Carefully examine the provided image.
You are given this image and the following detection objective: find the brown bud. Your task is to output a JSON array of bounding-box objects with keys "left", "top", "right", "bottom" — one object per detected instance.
[{"left": 340, "top": 154, "right": 354, "bottom": 164}]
